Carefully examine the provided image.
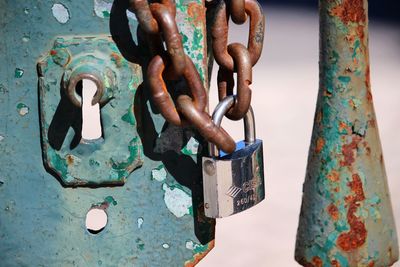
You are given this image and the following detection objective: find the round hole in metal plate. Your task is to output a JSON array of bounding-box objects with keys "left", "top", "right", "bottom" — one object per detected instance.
[{"left": 85, "top": 208, "right": 108, "bottom": 234}]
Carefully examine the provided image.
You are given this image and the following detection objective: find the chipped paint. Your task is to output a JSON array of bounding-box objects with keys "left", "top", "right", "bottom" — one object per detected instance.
[
  {"left": 14, "top": 68, "right": 24, "bottom": 78},
  {"left": 22, "top": 36, "right": 30, "bottom": 42},
  {"left": 184, "top": 240, "right": 215, "bottom": 267},
  {"left": 135, "top": 238, "right": 145, "bottom": 251},
  {"left": 0, "top": 0, "right": 215, "bottom": 265},
  {"left": 51, "top": 3, "right": 70, "bottom": 24},
  {"left": 0, "top": 135, "right": 4, "bottom": 142},
  {"left": 104, "top": 196, "right": 117, "bottom": 206},
  {"left": 16, "top": 103, "right": 29, "bottom": 116},
  {"left": 93, "top": 0, "right": 112, "bottom": 18},
  {"left": 162, "top": 243, "right": 170, "bottom": 249},
  {"left": 137, "top": 217, "right": 144, "bottom": 229},
  {"left": 295, "top": 0, "right": 399, "bottom": 266},
  {"left": 162, "top": 183, "right": 192, "bottom": 218},
  {"left": 94, "top": 0, "right": 137, "bottom": 20},
  {"left": 151, "top": 165, "right": 167, "bottom": 182},
  {"left": 181, "top": 137, "right": 199, "bottom": 155}
]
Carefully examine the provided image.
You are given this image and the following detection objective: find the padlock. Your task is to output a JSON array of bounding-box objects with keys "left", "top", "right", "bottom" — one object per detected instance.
[{"left": 202, "top": 95, "right": 265, "bottom": 218}]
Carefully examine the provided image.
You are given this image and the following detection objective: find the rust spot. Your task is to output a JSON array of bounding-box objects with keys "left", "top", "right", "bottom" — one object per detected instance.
[
  {"left": 316, "top": 137, "right": 325, "bottom": 154},
  {"left": 337, "top": 173, "right": 367, "bottom": 251},
  {"left": 327, "top": 170, "right": 340, "bottom": 182},
  {"left": 331, "top": 259, "right": 341, "bottom": 267},
  {"left": 368, "top": 261, "right": 375, "bottom": 267},
  {"left": 340, "top": 135, "right": 363, "bottom": 167},
  {"left": 368, "top": 119, "right": 376, "bottom": 128},
  {"left": 330, "top": 0, "right": 366, "bottom": 25},
  {"left": 323, "top": 88, "right": 332, "bottom": 97},
  {"left": 365, "top": 65, "right": 370, "bottom": 88},
  {"left": 349, "top": 99, "right": 356, "bottom": 110},
  {"left": 327, "top": 203, "right": 339, "bottom": 221},
  {"left": 66, "top": 154, "right": 74, "bottom": 165},
  {"left": 366, "top": 90, "right": 373, "bottom": 102},
  {"left": 188, "top": 3, "right": 206, "bottom": 26},
  {"left": 333, "top": 187, "right": 340, "bottom": 193},
  {"left": 50, "top": 50, "right": 57, "bottom": 56},
  {"left": 110, "top": 52, "right": 122, "bottom": 67},
  {"left": 339, "top": 121, "right": 351, "bottom": 134},
  {"left": 297, "top": 257, "right": 323, "bottom": 267},
  {"left": 316, "top": 111, "right": 323, "bottom": 124},
  {"left": 312, "top": 256, "right": 323, "bottom": 267},
  {"left": 184, "top": 240, "right": 214, "bottom": 267}
]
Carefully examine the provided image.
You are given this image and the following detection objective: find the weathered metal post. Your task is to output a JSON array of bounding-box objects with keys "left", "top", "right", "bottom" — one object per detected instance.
[{"left": 295, "top": 0, "right": 399, "bottom": 266}]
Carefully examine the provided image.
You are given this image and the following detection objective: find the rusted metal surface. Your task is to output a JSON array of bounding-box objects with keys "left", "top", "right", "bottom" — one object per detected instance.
[
  {"left": 133, "top": 0, "right": 238, "bottom": 153},
  {"left": 148, "top": 54, "right": 207, "bottom": 126},
  {"left": 211, "top": 0, "right": 265, "bottom": 71},
  {"left": 295, "top": 0, "right": 399, "bottom": 266},
  {"left": 150, "top": 3, "right": 186, "bottom": 76},
  {"left": 229, "top": 0, "right": 246, "bottom": 24},
  {"left": 217, "top": 43, "right": 252, "bottom": 120},
  {"left": 211, "top": 0, "right": 264, "bottom": 121}
]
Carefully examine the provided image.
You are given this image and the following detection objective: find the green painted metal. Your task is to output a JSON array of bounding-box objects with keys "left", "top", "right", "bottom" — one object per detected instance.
[
  {"left": 0, "top": 0, "right": 214, "bottom": 266},
  {"left": 295, "top": 0, "right": 399, "bottom": 266}
]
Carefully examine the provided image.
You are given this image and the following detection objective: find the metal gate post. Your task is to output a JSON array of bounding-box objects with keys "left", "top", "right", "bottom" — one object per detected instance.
[
  {"left": 0, "top": 0, "right": 214, "bottom": 266},
  {"left": 295, "top": 0, "right": 399, "bottom": 266}
]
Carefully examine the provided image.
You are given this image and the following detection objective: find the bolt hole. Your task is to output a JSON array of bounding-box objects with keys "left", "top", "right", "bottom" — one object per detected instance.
[{"left": 85, "top": 208, "right": 108, "bottom": 235}]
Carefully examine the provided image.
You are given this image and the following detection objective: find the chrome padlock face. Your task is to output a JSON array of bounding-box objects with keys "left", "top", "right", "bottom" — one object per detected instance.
[{"left": 203, "top": 96, "right": 265, "bottom": 218}]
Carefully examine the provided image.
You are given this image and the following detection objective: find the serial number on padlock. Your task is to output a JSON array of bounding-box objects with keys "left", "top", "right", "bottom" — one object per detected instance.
[{"left": 236, "top": 194, "right": 257, "bottom": 207}]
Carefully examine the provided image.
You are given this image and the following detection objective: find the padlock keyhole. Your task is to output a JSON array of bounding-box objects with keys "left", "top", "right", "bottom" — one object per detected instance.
[{"left": 80, "top": 79, "right": 103, "bottom": 141}]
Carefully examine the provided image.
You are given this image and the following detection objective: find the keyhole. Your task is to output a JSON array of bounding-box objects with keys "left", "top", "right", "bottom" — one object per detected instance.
[{"left": 81, "top": 79, "right": 103, "bottom": 141}]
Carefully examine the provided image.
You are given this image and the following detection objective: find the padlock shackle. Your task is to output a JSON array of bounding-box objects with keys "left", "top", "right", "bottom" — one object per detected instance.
[{"left": 209, "top": 95, "right": 256, "bottom": 157}]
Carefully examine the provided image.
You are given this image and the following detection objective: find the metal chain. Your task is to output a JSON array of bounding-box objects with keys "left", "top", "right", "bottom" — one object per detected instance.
[
  {"left": 212, "top": 0, "right": 265, "bottom": 120},
  {"left": 130, "top": 0, "right": 236, "bottom": 153}
]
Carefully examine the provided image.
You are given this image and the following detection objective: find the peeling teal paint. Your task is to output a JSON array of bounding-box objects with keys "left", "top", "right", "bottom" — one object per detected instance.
[
  {"left": 338, "top": 76, "right": 351, "bottom": 84},
  {"left": 136, "top": 238, "right": 145, "bottom": 251},
  {"left": 104, "top": 196, "right": 117, "bottom": 206},
  {"left": 16, "top": 103, "right": 29, "bottom": 116},
  {"left": 295, "top": 0, "right": 399, "bottom": 266},
  {"left": 0, "top": 0, "right": 215, "bottom": 265},
  {"left": 185, "top": 240, "right": 208, "bottom": 254},
  {"left": 181, "top": 137, "right": 199, "bottom": 156},
  {"left": 14, "top": 68, "right": 24, "bottom": 78},
  {"left": 151, "top": 165, "right": 167, "bottom": 182},
  {"left": 121, "top": 105, "right": 136, "bottom": 126},
  {"left": 137, "top": 217, "right": 144, "bottom": 229},
  {"left": 51, "top": 3, "right": 70, "bottom": 24},
  {"left": 162, "top": 183, "right": 193, "bottom": 218}
]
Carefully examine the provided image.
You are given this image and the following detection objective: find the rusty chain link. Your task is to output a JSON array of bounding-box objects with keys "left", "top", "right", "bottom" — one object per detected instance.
[
  {"left": 130, "top": 0, "right": 236, "bottom": 153},
  {"left": 212, "top": 0, "right": 265, "bottom": 120}
]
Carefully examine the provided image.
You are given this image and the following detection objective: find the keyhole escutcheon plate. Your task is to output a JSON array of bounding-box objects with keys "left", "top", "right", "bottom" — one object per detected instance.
[{"left": 38, "top": 36, "right": 143, "bottom": 186}]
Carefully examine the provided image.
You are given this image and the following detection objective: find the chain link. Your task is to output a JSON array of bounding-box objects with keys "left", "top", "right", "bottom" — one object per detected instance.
[
  {"left": 212, "top": 0, "right": 265, "bottom": 120},
  {"left": 130, "top": 0, "right": 237, "bottom": 153},
  {"left": 217, "top": 43, "right": 252, "bottom": 120}
]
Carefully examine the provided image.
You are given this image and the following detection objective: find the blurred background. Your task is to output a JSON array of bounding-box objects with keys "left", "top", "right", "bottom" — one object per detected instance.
[{"left": 199, "top": 1, "right": 400, "bottom": 266}]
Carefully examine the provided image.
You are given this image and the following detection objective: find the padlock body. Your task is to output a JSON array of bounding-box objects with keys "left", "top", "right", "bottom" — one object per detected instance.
[{"left": 202, "top": 139, "right": 265, "bottom": 218}]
